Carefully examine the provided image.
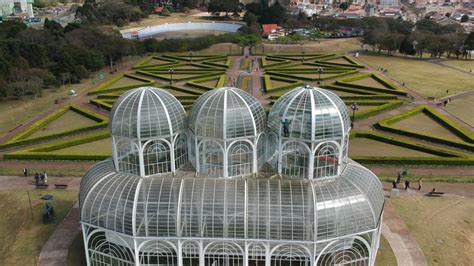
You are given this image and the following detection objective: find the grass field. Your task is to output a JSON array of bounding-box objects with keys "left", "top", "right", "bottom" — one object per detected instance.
[
  {"left": 198, "top": 79, "right": 219, "bottom": 88},
  {"left": 259, "top": 38, "right": 362, "bottom": 54},
  {"left": 53, "top": 138, "right": 112, "bottom": 154},
  {"left": 349, "top": 137, "right": 438, "bottom": 157},
  {"left": 0, "top": 189, "right": 77, "bottom": 265},
  {"left": 375, "top": 236, "right": 397, "bottom": 266},
  {"left": 441, "top": 60, "right": 474, "bottom": 72},
  {"left": 358, "top": 55, "right": 474, "bottom": 98},
  {"left": 107, "top": 76, "right": 148, "bottom": 89},
  {"left": 26, "top": 111, "right": 98, "bottom": 139},
  {"left": 351, "top": 77, "right": 387, "bottom": 89},
  {"left": 391, "top": 113, "right": 465, "bottom": 142},
  {"left": 391, "top": 196, "right": 474, "bottom": 265},
  {"left": 444, "top": 96, "right": 474, "bottom": 127}
]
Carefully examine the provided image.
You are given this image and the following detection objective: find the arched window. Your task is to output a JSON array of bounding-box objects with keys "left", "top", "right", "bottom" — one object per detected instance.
[
  {"left": 182, "top": 241, "right": 200, "bottom": 265},
  {"left": 116, "top": 138, "right": 139, "bottom": 175},
  {"left": 143, "top": 140, "right": 171, "bottom": 175},
  {"left": 87, "top": 230, "right": 134, "bottom": 265},
  {"left": 139, "top": 240, "right": 177, "bottom": 265},
  {"left": 174, "top": 134, "right": 188, "bottom": 170},
  {"left": 281, "top": 141, "right": 311, "bottom": 179},
  {"left": 316, "top": 237, "right": 371, "bottom": 266},
  {"left": 228, "top": 141, "right": 253, "bottom": 177},
  {"left": 314, "top": 142, "right": 339, "bottom": 178},
  {"left": 204, "top": 241, "right": 244, "bottom": 266},
  {"left": 248, "top": 242, "right": 267, "bottom": 265},
  {"left": 198, "top": 140, "right": 224, "bottom": 177},
  {"left": 270, "top": 244, "right": 311, "bottom": 266}
]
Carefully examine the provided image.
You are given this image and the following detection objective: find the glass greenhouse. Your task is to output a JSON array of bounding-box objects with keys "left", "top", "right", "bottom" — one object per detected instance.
[{"left": 80, "top": 86, "right": 384, "bottom": 266}]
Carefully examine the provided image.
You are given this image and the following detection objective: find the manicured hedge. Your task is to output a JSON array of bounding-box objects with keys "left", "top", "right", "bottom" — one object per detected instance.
[
  {"left": 162, "top": 85, "right": 205, "bottom": 95},
  {"left": 132, "top": 56, "right": 176, "bottom": 70},
  {"left": 339, "top": 95, "right": 398, "bottom": 101},
  {"left": 186, "top": 74, "right": 226, "bottom": 90},
  {"left": 349, "top": 131, "right": 474, "bottom": 166},
  {"left": 322, "top": 85, "right": 378, "bottom": 96},
  {"left": 88, "top": 74, "right": 154, "bottom": 95},
  {"left": 376, "top": 105, "right": 474, "bottom": 151},
  {"left": 317, "top": 55, "right": 365, "bottom": 68},
  {"left": 266, "top": 69, "right": 359, "bottom": 81},
  {"left": 137, "top": 70, "right": 224, "bottom": 82},
  {"left": 264, "top": 75, "right": 304, "bottom": 93},
  {"left": 90, "top": 99, "right": 114, "bottom": 111},
  {"left": 336, "top": 73, "right": 407, "bottom": 97},
  {"left": 4, "top": 131, "right": 111, "bottom": 161},
  {"left": 353, "top": 100, "right": 403, "bottom": 121}
]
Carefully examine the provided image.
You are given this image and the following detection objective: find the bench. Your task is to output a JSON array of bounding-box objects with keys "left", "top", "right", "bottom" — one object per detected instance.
[
  {"left": 36, "top": 184, "right": 49, "bottom": 189},
  {"left": 427, "top": 191, "right": 445, "bottom": 197},
  {"left": 54, "top": 184, "right": 68, "bottom": 189}
]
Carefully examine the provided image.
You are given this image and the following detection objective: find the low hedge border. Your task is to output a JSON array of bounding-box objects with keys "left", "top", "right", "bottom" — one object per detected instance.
[
  {"left": 269, "top": 94, "right": 397, "bottom": 101},
  {"left": 137, "top": 70, "right": 224, "bottom": 82},
  {"left": 90, "top": 99, "right": 114, "bottom": 111},
  {"left": 376, "top": 105, "right": 474, "bottom": 151},
  {"left": 132, "top": 56, "right": 177, "bottom": 70},
  {"left": 162, "top": 85, "right": 205, "bottom": 95},
  {"left": 186, "top": 74, "right": 226, "bottom": 90},
  {"left": 88, "top": 74, "right": 154, "bottom": 95},
  {"left": 317, "top": 55, "right": 365, "bottom": 68},
  {"left": 6, "top": 105, "right": 107, "bottom": 143},
  {"left": 321, "top": 85, "right": 378, "bottom": 96},
  {"left": 4, "top": 131, "right": 111, "bottom": 161},
  {"left": 337, "top": 73, "right": 405, "bottom": 95},
  {"left": 350, "top": 131, "right": 474, "bottom": 162},
  {"left": 264, "top": 75, "right": 304, "bottom": 93},
  {"left": 353, "top": 100, "right": 403, "bottom": 121},
  {"left": 267, "top": 69, "right": 359, "bottom": 81}
]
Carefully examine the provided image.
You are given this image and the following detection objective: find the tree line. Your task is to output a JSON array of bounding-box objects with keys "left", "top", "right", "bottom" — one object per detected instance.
[{"left": 362, "top": 17, "right": 473, "bottom": 59}]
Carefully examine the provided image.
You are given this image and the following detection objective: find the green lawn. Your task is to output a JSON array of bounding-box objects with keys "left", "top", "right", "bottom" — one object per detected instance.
[
  {"left": 349, "top": 137, "right": 438, "bottom": 157},
  {"left": 391, "top": 112, "right": 465, "bottom": 142},
  {"left": 350, "top": 77, "right": 387, "bottom": 89},
  {"left": 358, "top": 55, "right": 474, "bottom": 98},
  {"left": 391, "top": 196, "right": 474, "bottom": 265},
  {"left": 441, "top": 59, "right": 474, "bottom": 72},
  {"left": 0, "top": 189, "right": 77, "bottom": 265},
  {"left": 375, "top": 236, "right": 397, "bottom": 266},
  {"left": 53, "top": 138, "right": 112, "bottom": 154},
  {"left": 26, "top": 111, "right": 99, "bottom": 139},
  {"left": 444, "top": 96, "right": 474, "bottom": 127},
  {"left": 198, "top": 79, "right": 219, "bottom": 88},
  {"left": 270, "top": 79, "right": 295, "bottom": 88}
]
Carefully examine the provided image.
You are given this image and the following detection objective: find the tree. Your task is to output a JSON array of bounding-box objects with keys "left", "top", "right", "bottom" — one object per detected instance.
[
  {"left": 409, "top": 30, "right": 433, "bottom": 59},
  {"left": 339, "top": 2, "right": 349, "bottom": 11},
  {"left": 399, "top": 37, "right": 416, "bottom": 56},
  {"left": 261, "top": 3, "right": 286, "bottom": 24},
  {"left": 243, "top": 12, "right": 258, "bottom": 27},
  {"left": 460, "top": 14, "right": 469, "bottom": 23}
]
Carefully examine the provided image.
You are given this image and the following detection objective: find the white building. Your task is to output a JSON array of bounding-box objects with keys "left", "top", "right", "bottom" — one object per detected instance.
[
  {"left": 0, "top": 0, "right": 33, "bottom": 18},
  {"left": 80, "top": 86, "right": 385, "bottom": 266}
]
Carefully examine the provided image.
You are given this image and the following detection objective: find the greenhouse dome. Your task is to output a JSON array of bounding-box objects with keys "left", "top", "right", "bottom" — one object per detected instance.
[
  {"left": 80, "top": 85, "right": 385, "bottom": 266},
  {"left": 110, "top": 87, "right": 188, "bottom": 176},
  {"left": 188, "top": 87, "right": 266, "bottom": 178},
  {"left": 267, "top": 85, "right": 351, "bottom": 180}
]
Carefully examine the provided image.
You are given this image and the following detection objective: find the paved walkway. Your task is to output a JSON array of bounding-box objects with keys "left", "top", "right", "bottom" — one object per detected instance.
[
  {"left": 382, "top": 200, "right": 427, "bottom": 266},
  {"left": 37, "top": 202, "right": 81, "bottom": 266}
]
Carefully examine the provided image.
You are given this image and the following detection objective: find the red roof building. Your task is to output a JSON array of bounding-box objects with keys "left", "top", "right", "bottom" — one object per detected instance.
[
  {"left": 154, "top": 7, "right": 164, "bottom": 14},
  {"left": 262, "top": 24, "right": 279, "bottom": 36}
]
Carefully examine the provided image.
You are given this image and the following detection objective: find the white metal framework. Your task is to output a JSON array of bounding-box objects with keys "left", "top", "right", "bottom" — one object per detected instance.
[
  {"left": 267, "top": 85, "right": 351, "bottom": 180},
  {"left": 188, "top": 87, "right": 267, "bottom": 178},
  {"left": 80, "top": 86, "right": 384, "bottom": 266},
  {"left": 110, "top": 87, "right": 188, "bottom": 176}
]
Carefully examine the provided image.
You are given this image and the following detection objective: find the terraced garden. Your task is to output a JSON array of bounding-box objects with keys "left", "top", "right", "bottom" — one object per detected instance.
[{"left": 0, "top": 51, "right": 472, "bottom": 172}]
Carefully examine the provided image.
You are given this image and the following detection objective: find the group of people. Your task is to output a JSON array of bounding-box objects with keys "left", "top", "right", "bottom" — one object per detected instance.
[
  {"left": 377, "top": 67, "right": 388, "bottom": 73},
  {"left": 24, "top": 168, "right": 48, "bottom": 185},
  {"left": 392, "top": 170, "right": 422, "bottom": 191}
]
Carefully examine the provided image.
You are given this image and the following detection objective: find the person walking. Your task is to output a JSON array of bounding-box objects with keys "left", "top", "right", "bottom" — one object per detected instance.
[
  {"left": 418, "top": 178, "right": 422, "bottom": 191},
  {"left": 23, "top": 168, "right": 28, "bottom": 177},
  {"left": 44, "top": 171, "right": 48, "bottom": 184},
  {"left": 404, "top": 180, "right": 410, "bottom": 190},
  {"left": 34, "top": 173, "right": 39, "bottom": 185},
  {"left": 396, "top": 172, "right": 401, "bottom": 184}
]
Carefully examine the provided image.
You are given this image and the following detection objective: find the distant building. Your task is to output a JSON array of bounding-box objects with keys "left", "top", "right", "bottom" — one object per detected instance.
[
  {"left": 262, "top": 23, "right": 280, "bottom": 36},
  {"left": 0, "top": 0, "right": 33, "bottom": 18},
  {"left": 378, "top": 0, "right": 399, "bottom": 8}
]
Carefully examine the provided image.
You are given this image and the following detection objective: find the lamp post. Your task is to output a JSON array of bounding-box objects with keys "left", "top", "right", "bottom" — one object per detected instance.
[
  {"left": 168, "top": 68, "right": 174, "bottom": 84},
  {"left": 189, "top": 50, "right": 193, "bottom": 63},
  {"left": 317, "top": 67, "right": 323, "bottom": 84},
  {"left": 350, "top": 102, "right": 359, "bottom": 128}
]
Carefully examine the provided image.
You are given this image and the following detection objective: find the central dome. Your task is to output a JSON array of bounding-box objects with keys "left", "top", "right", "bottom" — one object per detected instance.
[
  {"left": 189, "top": 87, "right": 266, "bottom": 140},
  {"left": 268, "top": 85, "right": 350, "bottom": 141}
]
